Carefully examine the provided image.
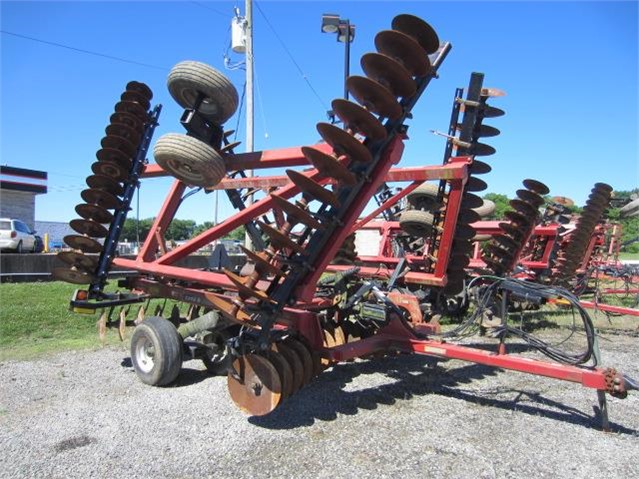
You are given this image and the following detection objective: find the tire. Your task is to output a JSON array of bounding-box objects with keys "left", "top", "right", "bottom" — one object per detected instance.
[
  {"left": 200, "top": 329, "right": 232, "bottom": 375},
  {"left": 620, "top": 198, "right": 639, "bottom": 218},
  {"left": 154, "top": 133, "right": 226, "bottom": 187},
  {"left": 167, "top": 61, "right": 238, "bottom": 125},
  {"left": 407, "top": 183, "right": 440, "bottom": 211},
  {"left": 15, "top": 241, "right": 23, "bottom": 254},
  {"left": 472, "top": 199, "right": 496, "bottom": 218},
  {"left": 131, "top": 317, "right": 183, "bottom": 386},
  {"left": 399, "top": 210, "right": 435, "bottom": 237}
]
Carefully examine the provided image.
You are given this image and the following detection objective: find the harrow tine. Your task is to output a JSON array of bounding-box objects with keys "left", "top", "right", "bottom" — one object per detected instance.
[
  {"left": 135, "top": 305, "right": 145, "bottom": 325},
  {"left": 98, "top": 311, "right": 107, "bottom": 343},
  {"left": 118, "top": 308, "right": 127, "bottom": 341}
]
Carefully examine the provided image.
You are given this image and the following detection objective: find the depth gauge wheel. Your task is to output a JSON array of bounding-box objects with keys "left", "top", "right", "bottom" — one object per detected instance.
[
  {"left": 154, "top": 133, "right": 226, "bottom": 187},
  {"left": 406, "top": 183, "right": 440, "bottom": 211},
  {"left": 131, "top": 317, "right": 183, "bottom": 386},
  {"left": 167, "top": 61, "right": 239, "bottom": 125},
  {"left": 399, "top": 209, "right": 434, "bottom": 237}
]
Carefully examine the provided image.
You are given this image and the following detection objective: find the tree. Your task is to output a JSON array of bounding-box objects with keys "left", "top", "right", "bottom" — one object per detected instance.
[
  {"left": 166, "top": 219, "right": 197, "bottom": 241},
  {"left": 482, "top": 193, "right": 510, "bottom": 219}
]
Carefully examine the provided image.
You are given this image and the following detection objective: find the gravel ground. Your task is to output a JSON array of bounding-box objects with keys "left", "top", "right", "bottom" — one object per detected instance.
[{"left": 1, "top": 331, "right": 638, "bottom": 479}]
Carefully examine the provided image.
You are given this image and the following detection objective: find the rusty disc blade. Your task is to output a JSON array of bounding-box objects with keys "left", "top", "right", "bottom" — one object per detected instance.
[
  {"left": 498, "top": 222, "right": 525, "bottom": 241},
  {"left": 481, "top": 87, "right": 507, "bottom": 98},
  {"left": 125, "top": 80, "right": 153, "bottom": 100},
  {"left": 64, "top": 234, "right": 103, "bottom": 253},
  {"left": 106, "top": 123, "right": 142, "bottom": 146},
  {"left": 448, "top": 254, "right": 470, "bottom": 270},
  {"left": 549, "top": 196, "right": 574, "bottom": 207},
  {"left": 466, "top": 176, "right": 488, "bottom": 192},
  {"left": 270, "top": 194, "right": 324, "bottom": 230},
  {"left": 301, "top": 147, "right": 356, "bottom": 186},
  {"left": 114, "top": 100, "right": 148, "bottom": 121},
  {"left": 91, "top": 160, "right": 129, "bottom": 182},
  {"left": 331, "top": 99, "right": 387, "bottom": 141},
  {"left": 346, "top": 76, "right": 402, "bottom": 120},
  {"left": 469, "top": 160, "right": 492, "bottom": 175},
  {"left": 457, "top": 208, "right": 481, "bottom": 224},
  {"left": 523, "top": 179, "right": 550, "bottom": 196},
  {"left": 483, "top": 256, "right": 509, "bottom": 273},
  {"left": 460, "top": 193, "right": 484, "bottom": 209},
  {"left": 374, "top": 30, "right": 430, "bottom": 77},
  {"left": 81, "top": 188, "right": 120, "bottom": 209},
  {"left": 75, "top": 203, "right": 114, "bottom": 224},
  {"left": 286, "top": 169, "right": 340, "bottom": 207},
  {"left": 442, "top": 271, "right": 465, "bottom": 295},
  {"left": 494, "top": 234, "right": 520, "bottom": 252},
  {"left": 316, "top": 122, "right": 372, "bottom": 164},
  {"left": 265, "top": 351, "right": 293, "bottom": 399},
  {"left": 509, "top": 198, "right": 539, "bottom": 217},
  {"left": 110, "top": 111, "right": 144, "bottom": 133},
  {"left": 593, "top": 182, "right": 613, "bottom": 194},
  {"left": 57, "top": 251, "right": 98, "bottom": 272},
  {"left": 227, "top": 354, "right": 282, "bottom": 416},
  {"left": 391, "top": 14, "right": 440, "bottom": 54},
  {"left": 361, "top": 52, "right": 416, "bottom": 98},
  {"left": 70, "top": 218, "right": 109, "bottom": 238},
  {"left": 52, "top": 267, "right": 96, "bottom": 284},
  {"left": 486, "top": 243, "right": 514, "bottom": 261},
  {"left": 101, "top": 135, "right": 137, "bottom": 158},
  {"left": 454, "top": 224, "right": 476, "bottom": 241},
  {"left": 220, "top": 141, "right": 242, "bottom": 154},
  {"left": 257, "top": 221, "right": 306, "bottom": 254},
  {"left": 471, "top": 142, "right": 496, "bottom": 157},
  {"left": 475, "top": 124, "right": 500, "bottom": 138},
  {"left": 452, "top": 239, "right": 473, "bottom": 256},
  {"left": 481, "top": 104, "right": 506, "bottom": 118},
  {"left": 517, "top": 189, "right": 545, "bottom": 208},
  {"left": 239, "top": 246, "right": 283, "bottom": 277},
  {"left": 96, "top": 147, "right": 132, "bottom": 167},
  {"left": 271, "top": 342, "right": 304, "bottom": 393},
  {"left": 283, "top": 337, "right": 315, "bottom": 386},
  {"left": 224, "top": 269, "right": 272, "bottom": 302},
  {"left": 121, "top": 90, "right": 151, "bottom": 111},
  {"left": 504, "top": 210, "right": 532, "bottom": 226},
  {"left": 86, "top": 174, "right": 124, "bottom": 196}
]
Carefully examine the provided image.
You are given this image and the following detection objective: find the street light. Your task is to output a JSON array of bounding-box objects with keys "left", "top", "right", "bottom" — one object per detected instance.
[{"left": 321, "top": 13, "right": 356, "bottom": 102}]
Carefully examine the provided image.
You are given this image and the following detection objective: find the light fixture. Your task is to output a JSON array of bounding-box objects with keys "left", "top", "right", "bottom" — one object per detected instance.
[
  {"left": 321, "top": 13, "right": 340, "bottom": 33},
  {"left": 337, "top": 24, "right": 355, "bottom": 43}
]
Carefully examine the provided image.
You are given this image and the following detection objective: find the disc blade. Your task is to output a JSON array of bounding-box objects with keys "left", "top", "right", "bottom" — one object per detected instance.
[
  {"left": 286, "top": 169, "right": 340, "bottom": 207},
  {"left": 391, "top": 14, "right": 440, "bottom": 54},
  {"left": 316, "top": 122, "right": 372, "bottom": 164},
  {"left": 360, "top": 52, "right": 416, "bottom": 98},
  {"left": 523, "top": 178, "right": 550, "bottom": 196},
  {"left": 331, "top": 99, "right": 387, "bottom": 141},
  {"left": 301, "top": 147, "right": 356, "bottom": 185},
  {"left": 346, "top": 75, "right": 402, "bottom": 119},
  {"left": 86, "top": 174, "right": 124, "bottom": 196},
  {"left": 258, "top": 221, "right": 306, "bottom": 254},
  {"left": 64, "top": 234, "right": 103, "bottom": 253},
  {"left": 270, "top": 193, "right": 324, "bottom": 230},
  {"left": 52, "top": 267, "right": 96, "bottom": 284},
  {"left": 227, "top": 354, "right": 282, "bottom": 416},
  {"left": 374, "top": 30, "right": 430, "bottom": 77},
  {"left": 91, "top": 161, "right": 128, "bottom": 182},
  {"left": 70, "top": 218, "right": 109, "bottom": 238},
  {"left": 81, "top": 188, "right": 120, "bottom": 210},
  {"left": 56, "top": 251, "right": 98, "bottom": 272},
  {"left": 75, "top": 203, "right": 114, "bottom": 224}
]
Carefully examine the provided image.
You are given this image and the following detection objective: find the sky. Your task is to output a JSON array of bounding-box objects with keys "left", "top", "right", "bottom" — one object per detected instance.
[{"left": 1, "top": 0, "right": 638, "bottom": 226}]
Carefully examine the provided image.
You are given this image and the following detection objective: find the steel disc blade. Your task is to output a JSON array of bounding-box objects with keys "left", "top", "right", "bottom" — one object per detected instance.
[
  {"left": 549, "top": 196, "right": 574, "bottom": 208},
  {"left": 466, "top": 176, "right": 488, "bottom": 192},
  {"left": 469, "top": 160, "right": 492, "bottom": 174},
  {"left": 457, "top": 208, "right": 481, "bottom": 224},
  {"left": 481, "top": 104, "right": 505, "bottom": 118},
  {"left": 52, "top": 267, "right": 96, "bottom": 284},
  {"left": 486, "top": 243, "right": 514, "bottom": 260},
  {"left": 105, "top": 123, "right": 142, "bottom": 146},
  {"left": 101, "top": 134, "right": 136, "bottom": 158},
  {"left": 114, "top": 100, "right": 148, "bottom": 121},
  {"left": 476, "top": 124, "right": 500, "bottom": 138},
  {"left": 316, "top": 122, "right": 372, "bottom": 164},
  {"left": 471, "top": 142, "right": 496, "bottom": 157},
  {"left": 301, "top": 147, "right": 356, "bottom": 185},
  {"left": 374, "top": 30, "right": 430, "bottom": 77},
  {"left": 286, "top": 169, "right": 340, "bottom": 207},
  {"left": 81, "top": 188, "right": 120, "bottom": 210},
  {"left": 509, "top": 198, "right": 539, "bottom": 217},
  {"left": 64, "top": 234, "right": 103, "bottom": 253},
  {"left": 86, "top": 174, "right": 124, "bottom": 196},
  {"left": 498, "top": 222, "right": 525, "bottom": 241},
  {"left": 257, "top": 221, "right": 306, "bottom": 254},
  {"left": 125, "top": 80, "right": 153, "bottom": 100},
  {"left": 460, "top": 193, "right": 484, "bottom": 209},
  {"left": 522, "top": 179, "right": 550, "bottom": 195},
  {"left": 481, "top": 87, "right": 507, "bottom": 98},
  {"left": 454, "top": 224, "right": 476, "bottom": 240},
  {"left": 227, "top": 354, "right": 282, "bottom": 416},
  {"left": 483, "top": 256, "right": 507, "bottom": 273},
  {"left": 504, "top": 210, "right": 532, "bottom": 227},
  {"left": 346, "top": 76, "right": 402, "bottom": 119},
  {"left": 120, "top": 91, "right": 150, "bottom": 111},
  {"left": 110, "top": 111, "right": 144, "bottom": 133},
  {"left": 360, "top": 52, "right": 417, "bottom": 98},
  {"left": 75, "top": 203, "right": 114, "bottom": 224},
  {"left": 517, "top": 189, "right": 545, "bottom": 208},
  {"left": 391, "top": 14, "right": 440, "bottom": 54},
  {"left": 264, "top": 351, "right": 293, "bottom": 399},
  {"left": 451, "top": 239, "right": 473, "bottom": 256},
  {"left": 270, "top": 193, "right": 324, "bottom": 230},
  {"left": 91, "top": 161, "right": 128, "bottom": 182},
  {"left": 271, "top": 342, "right": 304, "bottom": 393},
  {"left": 70, "top": 218, "right": 109, "bottom": 238},
  {"left": 282, "top": 338, "right": 314, "bottom": 386},
  {"left": 494, "top": 234, "right": 520, "bottom": 251},
  {"left": 96, "top": 147, "right": 132, "bottom": 167},
  {"left": 57, "top": 251, "right": 98, "bottom": 272},
  {"left": 331, "top": 99, "right": 387, "bottom": 141},
  {"left": 448, "top": 254, "right": 470, "bottom": 270},
  {"left": 593, "top": 182, "right": 613, "bottom": 194}
]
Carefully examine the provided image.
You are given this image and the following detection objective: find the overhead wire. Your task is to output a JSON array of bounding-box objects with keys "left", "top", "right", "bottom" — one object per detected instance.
[{"left": 0, "top": 30, "right": 168, "bottom": 71}]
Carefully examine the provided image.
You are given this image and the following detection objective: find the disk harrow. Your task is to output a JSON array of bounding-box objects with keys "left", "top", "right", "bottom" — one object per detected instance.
[{"left": 61, "top": 13, "right": 637, "bottom": 426}]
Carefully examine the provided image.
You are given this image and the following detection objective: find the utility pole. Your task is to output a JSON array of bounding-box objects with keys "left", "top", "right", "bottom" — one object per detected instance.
[{"left": 245, "top": 0, "right": 254, "bottom": 251}]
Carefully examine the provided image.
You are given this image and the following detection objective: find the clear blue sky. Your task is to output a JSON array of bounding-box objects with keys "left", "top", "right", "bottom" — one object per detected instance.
[{"left": 1, "top": 1, "right": 637, "bottom": 225}]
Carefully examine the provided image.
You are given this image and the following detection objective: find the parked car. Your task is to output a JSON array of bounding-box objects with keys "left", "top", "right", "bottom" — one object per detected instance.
[
  {"left": 33, "top": 235, "right": 45, "bottom": 253},
  {"left": 0, "top": 218, "right": 38, "bottom": 253}
]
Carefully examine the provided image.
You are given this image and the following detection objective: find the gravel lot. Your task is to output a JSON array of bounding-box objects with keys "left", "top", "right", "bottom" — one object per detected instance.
[{"left": 1, "top": 331, "right": 638, "bottom": 479}]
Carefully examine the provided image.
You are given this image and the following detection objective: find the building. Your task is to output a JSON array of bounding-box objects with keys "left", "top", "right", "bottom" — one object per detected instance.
[{"left": 0, "top": 165, "right": 48, "bottom": 230}]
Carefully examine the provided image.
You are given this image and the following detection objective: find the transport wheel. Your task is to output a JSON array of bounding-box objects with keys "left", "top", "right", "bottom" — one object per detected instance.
[
  {"left": 167, "top": 61, "right": 238, "bottom": 125},
  {"left": 399, "top": 209, "right": 434, "bottom": 237},
  {"left": 406, "top": 183, "right": 440, "bottom": 211},
  {"left": 472, "top": 199, "right": 496, "bottom": 218},
  {"left": 154, "top": 133, "right": 226, "bottom": 187},
  {"left": 130, "top": 317, "right": 183, "bottom": 386}
]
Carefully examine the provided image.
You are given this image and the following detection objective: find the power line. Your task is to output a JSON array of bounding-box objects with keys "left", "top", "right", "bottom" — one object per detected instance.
[
  {"left": 253, "top": 1, "right": 329, "bottom": 112},
  {"left": 189, "top": 1, "right": 229, "bottom": 18},
  {"left": 1, "top": 30, "right": 168, "bottom": 71}
]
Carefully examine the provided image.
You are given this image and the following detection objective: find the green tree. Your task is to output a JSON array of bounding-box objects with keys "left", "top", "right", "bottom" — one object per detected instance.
[
  {"left": 482, "top": 193, "right": 510, "bottom": 219},
  {"left": 166, "top": 219, "right": 197, "bottom": 241}
]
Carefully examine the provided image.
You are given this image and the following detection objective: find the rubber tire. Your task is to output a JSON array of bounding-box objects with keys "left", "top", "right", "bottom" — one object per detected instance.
[
  {"left": 154, "top": 133, "right": 226, "bottom": 187},
  {"left": 407, "top": 183, "right": 440, "bottom": 211},
  {"left": 620, "top": 198, "right": 639, "bottom": 218},
  {"left": 15, "top": 241, "right": 23, "bottom": 254},
  {"left": 399, "top": 209, "right": 435, "bottom": 237},
  {"left": 131, "top": 317, "right": 183, "bottom": 386},
  {"left": 167, "top": 61, "right": 239, "bottom": 125},
  {"left": 472, "top": 199, "right": 496, "bottom": 218}
]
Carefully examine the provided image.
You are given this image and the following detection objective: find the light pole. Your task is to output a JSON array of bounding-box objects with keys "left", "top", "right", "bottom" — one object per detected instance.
[{"left": 321, "top": 13, "right": 356, "bottom": 102}]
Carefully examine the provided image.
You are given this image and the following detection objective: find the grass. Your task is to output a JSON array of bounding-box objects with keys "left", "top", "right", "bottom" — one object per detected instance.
[
  {"left": 618, "top": 252, "right": 639, "bottom": 261},
  {"left": 0, "top": 281, "right": 126, "bottom": 361}
]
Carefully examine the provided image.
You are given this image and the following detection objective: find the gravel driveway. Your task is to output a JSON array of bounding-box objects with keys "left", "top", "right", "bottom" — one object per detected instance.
[{"left": 1, "top": 332, "right": 638, "bottom": 479}]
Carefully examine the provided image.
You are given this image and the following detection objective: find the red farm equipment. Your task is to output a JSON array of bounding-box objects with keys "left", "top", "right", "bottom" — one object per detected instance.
[{"left": 53, "top": 14, "right": 636, "bottom": 426}]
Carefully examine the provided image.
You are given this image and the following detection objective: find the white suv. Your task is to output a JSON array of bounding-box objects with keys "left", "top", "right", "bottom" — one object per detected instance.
[{"left": 0, "top": 218, "right": 37, "bottom": 253}]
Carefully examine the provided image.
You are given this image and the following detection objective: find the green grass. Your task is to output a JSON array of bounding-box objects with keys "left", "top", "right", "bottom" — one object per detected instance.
[
  {"left": 0, "top": 281, "right": 125, "bottom": 360},
  {"left": 618, "top": 252, "right": 639, "bottom": 260}
]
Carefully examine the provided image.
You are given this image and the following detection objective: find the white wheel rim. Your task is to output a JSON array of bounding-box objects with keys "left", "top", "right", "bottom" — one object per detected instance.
[{"left": 135, "top": 338, "right": 155, "bottom": 373}]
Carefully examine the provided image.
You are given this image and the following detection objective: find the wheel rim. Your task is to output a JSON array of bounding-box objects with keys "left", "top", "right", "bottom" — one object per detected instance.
[
  {"left": 135, "top": 337, "right": 156, "bottom": 373},
  {"left": 166, "top": 158, "right": 205, "bottom": 184},
  {"left": 181, "top": 88, "right": 219, "bottom": 117}
]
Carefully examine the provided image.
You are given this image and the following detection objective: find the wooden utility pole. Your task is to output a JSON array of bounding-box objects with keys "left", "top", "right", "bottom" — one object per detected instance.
[{"left": 245, "top": 0, "right": 254, "bottom": 250}]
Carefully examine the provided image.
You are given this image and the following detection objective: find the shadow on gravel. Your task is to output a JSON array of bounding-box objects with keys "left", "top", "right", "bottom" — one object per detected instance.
[
  {"left": 249, "top": 354, "right": 638, "bottom": 435},
  {"left": 120, "top": 357, "right": 210, "bottom": 387}
]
